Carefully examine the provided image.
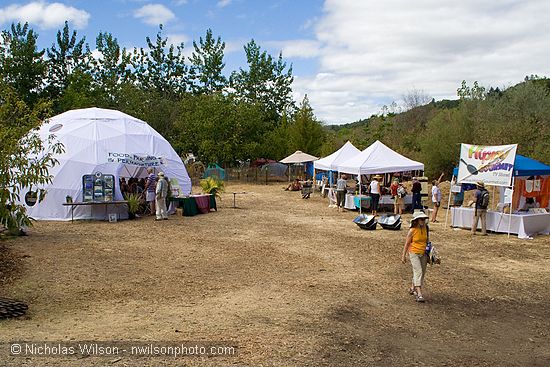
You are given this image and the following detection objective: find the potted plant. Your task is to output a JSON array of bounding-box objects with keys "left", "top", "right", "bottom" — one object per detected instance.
[
  {"left": 125, "top": 193, "right": 140, "bottom": 219},
  {"left": 200, "top": 176, "right": 224, "bottom": 199}
]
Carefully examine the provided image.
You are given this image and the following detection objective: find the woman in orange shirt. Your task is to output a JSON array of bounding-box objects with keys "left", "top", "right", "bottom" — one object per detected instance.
[{"left": 401, "top": 212, "right": 430, "bottom": 302}]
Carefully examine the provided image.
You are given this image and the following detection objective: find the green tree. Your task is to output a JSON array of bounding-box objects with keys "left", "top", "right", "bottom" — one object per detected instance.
[
  {"left": 92, "top": 32, "right": 132, "bottom": 107},
  {"left": 188, "top": 28, "right": 227, "bottom": 94},
  {"left": 45, "top": 21, "right": 91, "bottom": 111},
  {"left": 56, "top": 69, "right": 99, "bottom": 111},
  {"left": 230, "top": 39, "right": 294, "bottom": 122},
  {"left": 175, "top": 94, "right": 266, "bottom": 164},
  {"left": 0, "top": 22, "right": 46, "bottom": 106},
  {"left": 131, "top": 25, "right": 188, "bottom": 100},
  {"left": 260, "top": 114, "right": 291, "bottom": 159},
  {"left": 0, "top": 82, "right": 63, "bottom": 234},
  {"left": 289, "top": 95, "right": 325, "bottom": 156}
]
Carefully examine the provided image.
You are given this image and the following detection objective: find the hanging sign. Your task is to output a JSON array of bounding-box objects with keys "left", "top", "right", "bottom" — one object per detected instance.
[{"left": 457, "top": 144, "right": 517, "bottom": 187}]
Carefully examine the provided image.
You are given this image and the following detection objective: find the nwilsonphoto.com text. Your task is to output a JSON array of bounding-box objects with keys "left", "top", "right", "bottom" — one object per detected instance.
[{"left": 5, "top": 341, "right": 237, "bottom": 358}]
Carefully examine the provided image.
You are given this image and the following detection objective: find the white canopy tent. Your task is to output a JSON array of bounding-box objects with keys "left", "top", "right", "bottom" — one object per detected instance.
[
  {"left": 337, "top": 140, "right": 424, "bottom": 175},
  {"left": 22, "top": 107, "right": 192, "bottom": 220},
  {"left": 337, "top": 140, "right": 424, "bottom": 214},
  {"left": 314, "top": 141, "right": 361, "bottom": 171}
]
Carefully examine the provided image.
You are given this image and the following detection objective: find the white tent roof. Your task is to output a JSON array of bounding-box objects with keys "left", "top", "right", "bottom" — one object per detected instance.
[
  {"left": 23, "top": 107, "right": 191, "bottom": 220},
  {"left": 337, "top": 140, "right": 424, "bottom": 175},
  {"left": 280, "top": 150, "right": 318, "bottom": 164},
  {"left": 314, "top": 141, "right": 361, "bottom": 171}
]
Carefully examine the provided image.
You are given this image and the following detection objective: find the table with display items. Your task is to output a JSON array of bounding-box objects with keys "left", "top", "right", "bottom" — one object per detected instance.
[
  {"left": 169, "top": 194, "right": 216, "bottom": 216},
  {"left": 62, "top": 201, "right": 128, "bottom": 222},
  {"left": 450, "top": 206, "right": 550, "bottom": 239}
]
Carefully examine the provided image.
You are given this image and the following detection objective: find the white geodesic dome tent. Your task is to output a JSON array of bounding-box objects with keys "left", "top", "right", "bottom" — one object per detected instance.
[{"left": 23, "top": 107, "right": 192, "bottom": 220}]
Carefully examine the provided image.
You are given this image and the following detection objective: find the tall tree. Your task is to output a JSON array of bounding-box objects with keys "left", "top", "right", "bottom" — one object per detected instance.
[
  {"left": 289, "top": 95, "right": 325, "bottom": 156},
  {"left": 230, "top": 39, "right": 294, "bottom": 122},
  {"left": 188, "top": 29, "right": 227, "bottom": 94},
  {"left": 45, "top": 21, "right": 90, "bottom": 109},
  {"left": 131, "top": 25, "right": 188, "bottom": 99},
  {"left": 0, "top": 23, "right": 45, "bottom": 106},
  {"left": 92, "top": 32, "right": 132, "bottom": 107}
]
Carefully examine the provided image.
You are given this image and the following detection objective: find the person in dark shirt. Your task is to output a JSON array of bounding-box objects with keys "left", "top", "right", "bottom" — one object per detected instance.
[
  {"left": 120, "top": 178, "right": 129, "bottom": 197},
  {"left": 472, "top": 181, "right": 489, "bottom": 235},
  {"left": 411, "top": 178, "right": 422, "bottom": 213}
]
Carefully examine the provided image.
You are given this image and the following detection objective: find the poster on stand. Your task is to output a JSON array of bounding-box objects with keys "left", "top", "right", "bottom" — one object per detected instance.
[{"left": 457, "top": 144, "right": 517, "bottom": 187}]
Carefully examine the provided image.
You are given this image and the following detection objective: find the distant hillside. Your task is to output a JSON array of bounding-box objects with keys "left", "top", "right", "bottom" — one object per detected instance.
[{"left": 320, "top": 77, "right": 550, "bottom": 179}]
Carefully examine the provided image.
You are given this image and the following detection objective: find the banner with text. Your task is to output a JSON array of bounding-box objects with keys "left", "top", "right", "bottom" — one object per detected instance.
[
  {"left": 457, "top": 144, "right": 517, "bottom": 187},
  {"left": 107, "top": 152, "right": 165, "bottom": 167}
]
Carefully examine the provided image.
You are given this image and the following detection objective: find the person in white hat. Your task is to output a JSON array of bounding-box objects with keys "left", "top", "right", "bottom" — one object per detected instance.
[
  {"left": 401, "top": 211, "right": 430, "bottom": 302},
  {"left": 155, "top": 172, "right": 168, "bottom": 220}
]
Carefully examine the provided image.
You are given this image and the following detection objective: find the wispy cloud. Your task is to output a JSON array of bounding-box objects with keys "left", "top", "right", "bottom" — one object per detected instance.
[
  {"left": 134, "top": 3, "right": 175, "bottom": 26},
  {"left": 217, "top": 0, "right": 232, "bottom": 8}
]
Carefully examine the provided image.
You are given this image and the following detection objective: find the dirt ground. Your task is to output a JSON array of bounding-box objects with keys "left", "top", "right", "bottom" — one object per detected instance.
[{"left": 1, "top": 183, "right": 549, "bottom": 367}]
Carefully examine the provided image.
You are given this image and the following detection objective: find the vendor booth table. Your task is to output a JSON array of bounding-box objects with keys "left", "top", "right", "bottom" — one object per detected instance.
[
  {"left": 379, "top": 194, "right": 413, "bottom": 208},
  {"left": 450, "top": 207, "right": 550, "bottom": 239},
  {"left": 62, "top": 201, "right": 128, "bottom": 222},
  {"left": 170, "top": 194, "right": 216, "bottom": 216},
  {"left": 353, "top": 195, "right": 371, "bottom": 210}
]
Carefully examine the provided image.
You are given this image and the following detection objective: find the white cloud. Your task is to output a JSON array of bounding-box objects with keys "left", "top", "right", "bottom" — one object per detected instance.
[
  {"left": 217, "top": 0, "right": 232, "bottom": 8},
  {"left": 134, "top": 4, "right": 175, "bottom": 26},
  {"left": 0, "top": 1, "right": 90, "bottom": 29},
  {"left": 267, "top": 40, "right": 321, "bottom": 59},
  {"left": 291, "top": 0, "right": 550, "bottom": 124}
]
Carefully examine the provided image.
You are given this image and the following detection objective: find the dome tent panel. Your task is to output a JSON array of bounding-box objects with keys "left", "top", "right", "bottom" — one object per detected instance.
[{"left": 22, "top": 107, "right": 191, "bottom": 220}]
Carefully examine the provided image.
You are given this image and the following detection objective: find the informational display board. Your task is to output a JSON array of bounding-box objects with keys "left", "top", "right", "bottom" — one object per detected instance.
[
  {"left": 457, "top": 144, "right": 517, "bottom": 187},
  {"left": 82, "top": 172, "right": 115, "bottom": 202}
]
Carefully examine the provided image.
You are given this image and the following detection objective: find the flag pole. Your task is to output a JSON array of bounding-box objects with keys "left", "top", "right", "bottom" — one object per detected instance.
[
  {"left": 358, "top": 170, "right": 362, "bottom": 215},
  {"left": 444, "top": 175, "right": 455, "bottom": 229},
  {"left": 507, "top": 176, "right": 515, "bottom": 238}
]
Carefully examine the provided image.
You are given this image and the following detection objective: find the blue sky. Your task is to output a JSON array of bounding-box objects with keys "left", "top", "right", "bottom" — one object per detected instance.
[{"left": 1, "top": 1, "right": 549, "bottom": 124}]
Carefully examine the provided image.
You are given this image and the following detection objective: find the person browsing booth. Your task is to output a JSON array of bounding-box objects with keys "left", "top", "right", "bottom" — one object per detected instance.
[{"left": 472, "top": 181, "right": 490, "bottom": 235}]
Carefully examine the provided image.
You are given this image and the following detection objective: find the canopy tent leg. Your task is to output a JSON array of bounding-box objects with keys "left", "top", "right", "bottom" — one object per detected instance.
[
  {"left": 507, "top": 177, "right": 515, "bottom": 238},
  {"left": 444, "top": 175, "right": 455, "bottom": 229},
  {"left": 358, "top": 170, "right": 362, "bottom": 215}
]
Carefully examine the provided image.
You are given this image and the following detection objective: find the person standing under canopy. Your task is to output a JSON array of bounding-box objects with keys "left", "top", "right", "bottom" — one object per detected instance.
[
  {"left": 390, "top": 178, "right": 399, "bottom": 214},
  {"left": 411, "top": 177, "right": 422, "bottom": 213},
  {"left": 145, "top": 168, "right": 157, "bottom": 215},
  {"left": 370, "top": 175, "right": 381, "bottom": 216},
  {"left": 336, "top": 174, "right": 348, "bottom": 212},
  {"left": 155, "top": 172, "right": 169, "bottom": 221}
]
